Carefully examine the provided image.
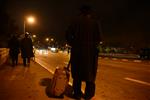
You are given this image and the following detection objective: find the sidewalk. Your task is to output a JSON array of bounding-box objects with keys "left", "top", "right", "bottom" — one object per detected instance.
[{"left": 0, "top": 58, "right": 75, "bottom": 100}]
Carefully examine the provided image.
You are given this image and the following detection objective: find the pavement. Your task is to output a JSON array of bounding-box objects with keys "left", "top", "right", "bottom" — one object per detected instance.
[{"left": 0, "top": 57, "right": 80, "bottom": 100}]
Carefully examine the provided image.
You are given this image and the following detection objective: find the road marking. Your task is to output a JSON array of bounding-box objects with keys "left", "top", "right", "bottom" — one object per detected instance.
[
  {"left": 112, "top": 58, "right": 117, "bottom": 60},
  {"left": 100, "top": 57, "right": 144, "bottom": 63},
  {"left": 35, "top": 58, "right": 54, "bottom": 74},
  {"left": 104, "top": 57, "right": 109, "bottom": 60},
  {"left": 35, "top": 58, "right": 85, "bottom": 93},
  {"left": 133, "top": 60, "right": 141, "bottom": 63},
  {"left": 122, "top": 59, "right": 128, "bottom": 61},
  {"left": 125, "top": 77, "right": 150, "bottom": 86}
]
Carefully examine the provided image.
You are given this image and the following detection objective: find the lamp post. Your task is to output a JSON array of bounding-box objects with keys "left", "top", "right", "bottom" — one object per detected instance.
[{"left": 24, "top": 16, "right": 35, "bottom": 34}]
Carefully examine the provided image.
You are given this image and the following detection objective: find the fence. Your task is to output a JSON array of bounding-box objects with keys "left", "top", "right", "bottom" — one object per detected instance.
[{"left": 0, "top": 48, "right": 9, "bottom": 66}]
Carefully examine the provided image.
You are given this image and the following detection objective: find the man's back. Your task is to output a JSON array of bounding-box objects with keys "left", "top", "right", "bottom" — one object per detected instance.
[{"left": 72, "top": 15, "right": 100, "bottom": 48}]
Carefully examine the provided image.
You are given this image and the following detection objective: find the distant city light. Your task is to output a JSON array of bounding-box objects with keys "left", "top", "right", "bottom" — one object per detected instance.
[
  {"left": 100, "top": 41, "right": 103, "bottom": 44},
  {"left": 51, "top": 38, "right": 54, "bottom": 41},
  {"left": 26, "top": 32, "right": 30, "bottom": 34}
]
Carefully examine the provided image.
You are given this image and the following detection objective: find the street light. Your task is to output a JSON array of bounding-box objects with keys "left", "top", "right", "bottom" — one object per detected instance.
[
  {"left": 51, "top": 38, "right": 54, "bottom": 42},
  {"left": 45, "top": 38, "right": 49, "bottom": 42},
  {"left": 100, "top": 41, "right": 103, "bottom": 45},
  {"left": 24, "top": 16, "right": 35, "bottom": 34},
  {"left": 27, "top": 17, "right": 35, "bottom": 23},
  {"left": 33, "top": 34, "right": 36, "bottom": 38}
]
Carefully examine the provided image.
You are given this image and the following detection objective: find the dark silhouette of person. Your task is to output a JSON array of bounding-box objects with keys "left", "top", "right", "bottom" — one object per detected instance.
[
  {"left": 8, "top": 34, "right": 20, "bottom": 66},
  {"left": 66, "top": 5, "right": 101, "bottom": 100},
  {"left": 20, "top": 33, "right": 34, "bottom": 66}
]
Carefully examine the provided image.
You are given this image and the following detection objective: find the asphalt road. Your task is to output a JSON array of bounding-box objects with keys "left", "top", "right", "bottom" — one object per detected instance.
[{"left": 35, "top": 50, "right": 150, "bottom": 100}]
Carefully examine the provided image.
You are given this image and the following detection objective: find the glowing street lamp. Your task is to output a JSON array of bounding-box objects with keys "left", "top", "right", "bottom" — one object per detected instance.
[
  {"left": 33, "top": 34, "right": 36, "bottom": 38},
  {"left": 45, "top": 38, "right": 49, "bottom": 42},
  {"left": 24, "top": 16, "right": 35, "bottom": 34},
  {"left": 51, "top": 38, "right": 54, "bottom": 42},
  {"left": 27, "top": 17, "right": 35, "bottom": 23}
]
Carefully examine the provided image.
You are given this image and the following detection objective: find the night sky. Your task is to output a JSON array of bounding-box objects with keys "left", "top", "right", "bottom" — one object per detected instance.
[{"left": 2, "top": 0, "right": 150, "bottom": 47}]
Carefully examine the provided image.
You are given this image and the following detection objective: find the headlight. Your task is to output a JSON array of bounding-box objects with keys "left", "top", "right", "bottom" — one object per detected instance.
[
  {"left": 51, "top": 47, "right": 56, "bottom": 51},
  {"left": 38, "top": 49, "right": 48, "bottom": 55},
  {"left": 50, "top": 47, "right": 58, "bottom": 52}
]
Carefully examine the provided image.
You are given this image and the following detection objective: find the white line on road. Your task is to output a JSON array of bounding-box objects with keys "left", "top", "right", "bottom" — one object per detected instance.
[
  {"left": 35, "top": 55, "right": 108, "bottom": 99},
  {"left": 35, "top": 58, "right": 74, "bottom": 87},
  {"left": 121, "top": 59, "right": 128, "bottom": 61},
  {"left": 35, "top": 58, "right": 86, "bottom": 93},
  {"left": 35, "top": 58, "right": 54, "bottom": 74},
  {"left": 112, "top": 58, "right": 117, "bottom": 60},
  {"left": 133, "top": 60, "right": 142, "bottom": 63},
  {"left": 125, "top": 77, "right": 150, "bottom": 86},
  {"left": 104, "top": 57, "right": 109, "bottom": 60}
]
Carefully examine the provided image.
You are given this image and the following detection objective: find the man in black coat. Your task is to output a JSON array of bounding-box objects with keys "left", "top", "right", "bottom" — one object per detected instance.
[
  {"left": 20, "top": 33, "right": 34, "bottom": 66},
  {"left": 8, "top": 34, "right": 20, "bottom": 66},
  {"left": 66, "top": 5, "right": 101, "bottom": 100}
]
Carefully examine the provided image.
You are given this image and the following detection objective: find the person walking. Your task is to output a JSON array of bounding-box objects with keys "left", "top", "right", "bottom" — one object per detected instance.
[
  {"left": 8, "top": 34, "right": 20, "bottom": 66},
  {"left": 20, "top": 33, "right": 34, "bottom": 66},
  {"left": 66, "top": 5, "right": 101, "bottom": 100}
]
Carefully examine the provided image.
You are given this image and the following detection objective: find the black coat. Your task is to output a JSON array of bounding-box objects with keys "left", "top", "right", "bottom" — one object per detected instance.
[
  {"left": 66, "top": 15, "right": 101, "bottom": 82},
  {"left": 20, "top": 37, "right": 34, "bottom": 58},
  {"left": 8, "top": 36, "right": 20, "bottom": 57}
]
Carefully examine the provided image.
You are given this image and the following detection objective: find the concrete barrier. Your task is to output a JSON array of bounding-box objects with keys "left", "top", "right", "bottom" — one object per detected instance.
[
  {"left": 99, "top": 53, "right": 140, "bottom": 59},
  {"left": 0, "top": 48, "right": 9, "bottom": 66}
]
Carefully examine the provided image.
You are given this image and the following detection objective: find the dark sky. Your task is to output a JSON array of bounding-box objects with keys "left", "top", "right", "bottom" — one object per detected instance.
[{"left": 2, "top": 0, "right": 150, "bottom": 47}]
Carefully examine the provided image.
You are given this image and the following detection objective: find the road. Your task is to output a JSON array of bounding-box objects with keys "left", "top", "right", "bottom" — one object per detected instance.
[{"left": 35, "top": 50, "right": 150, "bottom": 100}]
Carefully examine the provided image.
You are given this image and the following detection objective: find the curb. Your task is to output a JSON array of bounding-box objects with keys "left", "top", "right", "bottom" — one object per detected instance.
[{"left": 100, "top": 57, "right": 150, "bottom": 63}]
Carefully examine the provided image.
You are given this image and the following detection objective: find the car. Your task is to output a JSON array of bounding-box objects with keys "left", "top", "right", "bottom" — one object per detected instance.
[{"left": 50, "top": 47, "right": 59, "bottom": 53}]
